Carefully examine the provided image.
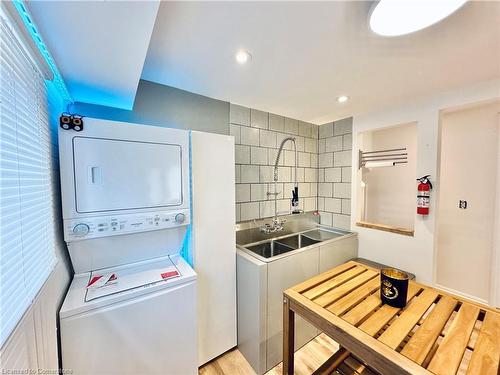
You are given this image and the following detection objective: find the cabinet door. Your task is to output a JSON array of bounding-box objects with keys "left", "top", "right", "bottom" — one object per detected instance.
[
  {"left": 266, "top": 248, "right": 319, "bottom": 370},
  {"left": 319, "top": 236, "right": 358, "bottom": 273}
]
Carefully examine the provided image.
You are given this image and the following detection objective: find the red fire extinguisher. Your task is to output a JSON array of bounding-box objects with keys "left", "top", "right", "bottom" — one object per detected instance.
[{"left": 417, "top": 175, "right": 432, "bottom": 215}]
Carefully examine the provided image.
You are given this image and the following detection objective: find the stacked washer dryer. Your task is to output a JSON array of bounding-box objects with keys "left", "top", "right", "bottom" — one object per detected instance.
[{"left": 58, "top": 118, "right": 198, "bottom": 375}]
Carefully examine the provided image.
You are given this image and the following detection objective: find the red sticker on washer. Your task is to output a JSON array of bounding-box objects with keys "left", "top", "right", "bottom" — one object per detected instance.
[
  {"left": 161, "top": 271, "right": 179, "bottom": 279},
  {"left": 87, "top": 275, "right": 103, "bottom": 287}
]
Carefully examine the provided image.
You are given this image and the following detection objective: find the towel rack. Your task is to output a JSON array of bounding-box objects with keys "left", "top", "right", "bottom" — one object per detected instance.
[{"left": 358, "top": 148, "right": 408, "bottom": 169}]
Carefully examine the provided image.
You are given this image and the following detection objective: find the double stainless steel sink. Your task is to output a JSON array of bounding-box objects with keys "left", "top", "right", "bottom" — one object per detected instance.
[{"left": 242, "top": 229, "right": 345, "bottom": 259}]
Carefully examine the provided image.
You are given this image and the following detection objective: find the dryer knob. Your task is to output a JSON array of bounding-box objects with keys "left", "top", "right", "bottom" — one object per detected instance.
[
  {"left": 73, "top": 223, "right": 90, "bottom": 236},
  {"left": 175, "top": 213, "right": 186, "bottom": 224}
]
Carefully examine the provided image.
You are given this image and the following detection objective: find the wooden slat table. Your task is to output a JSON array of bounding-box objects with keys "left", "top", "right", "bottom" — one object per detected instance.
[{"left": 283, "top": 260, "right": 500, "bottom": 375}]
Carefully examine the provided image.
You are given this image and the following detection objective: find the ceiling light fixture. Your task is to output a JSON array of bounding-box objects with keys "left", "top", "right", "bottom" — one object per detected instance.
[
  {"left": 235, "top": 50, "right": 251, "bottom": 64},
  {"left": 369, "top": 0, "right": 467, "bottom": 37},
  {"left": 337, "top": 95, "right": 350, "bottom": 104}
]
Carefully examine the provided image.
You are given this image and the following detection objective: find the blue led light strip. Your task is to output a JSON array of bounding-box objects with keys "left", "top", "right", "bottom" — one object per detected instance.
[{"left": 12, "top": 0, "right": 72, "bottom": 103}]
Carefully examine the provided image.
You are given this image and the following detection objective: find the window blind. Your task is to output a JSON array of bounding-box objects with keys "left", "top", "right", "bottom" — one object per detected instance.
[{"left": 1, "top": 17, "right": 56, "bottom": 346}]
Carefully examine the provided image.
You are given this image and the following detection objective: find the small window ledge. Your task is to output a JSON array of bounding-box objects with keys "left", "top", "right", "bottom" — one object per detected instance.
[{"left": 356, "top": 221, "right": 414, "bottom": 237}]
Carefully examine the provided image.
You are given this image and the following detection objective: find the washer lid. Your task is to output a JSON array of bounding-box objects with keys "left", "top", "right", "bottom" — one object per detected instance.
[
  {"left": 60, "top": 254, "right": 196, "bottom": 319},
  {"left": 85, "top": 257, "right": 180, "bottom": 302}
]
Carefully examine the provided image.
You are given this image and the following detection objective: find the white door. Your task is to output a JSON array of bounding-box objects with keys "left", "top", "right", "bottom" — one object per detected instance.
[
  {"left": 73, "top": 137, "right": 184, "bottom": 213},
  {"left": 436, "top": 102, "right": 500, "bottom": 304}
]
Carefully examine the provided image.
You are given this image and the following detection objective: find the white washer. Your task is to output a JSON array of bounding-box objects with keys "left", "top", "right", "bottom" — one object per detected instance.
[
  {"left": 60, "top": 254, "right": 197, "bottom": 375},
  {"left": 58, "top": 118, "right": 198, "bottom": 374}
]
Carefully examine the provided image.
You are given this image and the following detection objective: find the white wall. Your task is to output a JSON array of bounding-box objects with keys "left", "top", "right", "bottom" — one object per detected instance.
[
  {"left": 351, "top": 79, "right": 500, "bottom": 284},
  {"left": 359, "top": 123, "right": 417, "bottom": 229}
]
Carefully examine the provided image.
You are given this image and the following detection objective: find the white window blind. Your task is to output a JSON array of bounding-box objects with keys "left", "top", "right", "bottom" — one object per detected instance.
[{"left": 1, "top": 17, "right": 56, "bottom": 346}]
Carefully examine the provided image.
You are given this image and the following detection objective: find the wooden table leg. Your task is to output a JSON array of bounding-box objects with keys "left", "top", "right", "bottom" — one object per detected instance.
[{"left": 283, "top": 296, "right": 295, "bottom": 375}]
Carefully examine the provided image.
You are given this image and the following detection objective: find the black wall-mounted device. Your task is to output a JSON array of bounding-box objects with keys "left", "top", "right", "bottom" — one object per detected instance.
[{"left": 60, "top": 113, "right": 84, "bottom": 132}]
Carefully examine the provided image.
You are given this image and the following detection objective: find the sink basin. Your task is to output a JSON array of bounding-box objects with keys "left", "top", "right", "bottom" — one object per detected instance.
[
  {"left": 274, "top": 235, "right": 299, "bottom": 249},
  {"left": 301, "top": 229, "right": 344, "bottom": 242},
  {"left": 246, "top": 240, "right": 296, "bottom": 258},
  {"left": 242, "top": 229, "right": 350, "bottom": 260}
]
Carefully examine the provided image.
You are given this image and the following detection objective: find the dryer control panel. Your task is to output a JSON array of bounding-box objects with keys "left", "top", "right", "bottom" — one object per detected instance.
[{"left": 63, "top": 209, "right": 190, "bottom": 242}]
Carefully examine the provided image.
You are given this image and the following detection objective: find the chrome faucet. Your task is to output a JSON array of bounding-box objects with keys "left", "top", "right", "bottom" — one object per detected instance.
[{"left": 260, "top": 136, "right": 300, "bottom": 233}]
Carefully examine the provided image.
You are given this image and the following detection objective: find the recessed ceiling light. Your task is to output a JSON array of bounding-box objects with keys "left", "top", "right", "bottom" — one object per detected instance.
[
  {"left": 369, "top": 0, "right": 467, "bottom": 37},
  {"left": 337, "top": 95, "right": 349, "bottom": 103},
  {"left": 235, "top": 50, "right": 251, "bottom": 64}
]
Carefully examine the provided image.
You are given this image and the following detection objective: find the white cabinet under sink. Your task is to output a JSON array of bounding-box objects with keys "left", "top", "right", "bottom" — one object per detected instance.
[{"left": 236, "top": 230, "right": 358, "bottom": 374}]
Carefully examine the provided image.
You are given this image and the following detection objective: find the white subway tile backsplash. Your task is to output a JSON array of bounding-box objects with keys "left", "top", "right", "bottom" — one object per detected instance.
[
  {"left": 305, "top": 168, "right": 317, "bottom": 183},
  {"left": 235, "top": 165, "right": 241, "bottom": 183},
  {"left": 251, "top": 109, "right": 269, "bottom": 129},
  {"left": 325, "top": 136, "right": 343, "bottom": 152},
  {"left": 342, "top": 199, "right": 351, "bottom": 215},
  {"left": 240, "top": 202, "right": 259, "bottom": 221},
  {"left": 333, "top": 118, "right": 352, "bottom": 136},
  {"left": 332, "top": 214, "right": 350, "bottom": 230},
  {"left": 341, "top": 167, "right": 351, "bottom": 183},
  {"left": 251, "top": 184, "right": 269, "bottom": 201},
  {"left": 234, "top": 103, "right": 351, "bottom": 223},
  {"left": 230, "top": 124, "right": 241, "bottom": 144},
  {"left": 295, "top": 136, "right": 305, "bottom": 152},
  {"left": 298, "top": 152, "right": 310, "bottom": 167},
  {"left": 317, "top": 168, "right": 325, "bottom": 183},
  {"left": 292, "top": 167, "right": 305, "bottom": 183},
  {"left": 317, "top": 197, "right": 325, "bottom": 211},
  {"left": 305, "top": 138, "right": 318, "bottom": 153},
  {"left": 251, "top": 147, "right": 268, "bottom": 165},
  {"left": 343, "top": 133, "right": 352, "bottom": 150},
  {"left": 278, "top": 166, "right": 291, "bottom": 182},
  {"left": 319, "top": 153, "right": 333, "bottom": 168},
  {"left": 236, "top": 184, "right": 250, "bottom": 203},
  {"left": 325, "top": 167, "right": 342, "bottom": 182},
  {"left": 299, "top": 182, "right": 311, "bottom": 197},
  {"left": 241, "top": 165, "right": 260, "bottom": 183},
  {"left": 235, "top": 145, "right": 250, "bottom": 164},
  {"left": 324, "top": 197, "right": 342, "bottom": 213},
  {"left": 333, "top": 150, "right": 352, "bottom": 167},
  {"left": 283, "top": 150, "right": 295, "bottom": 166},
  {"left": 311, "top": 153, "right": 317, "bottom": 169},
  {"left": 276, "top": 132, "right": 294, "bottom": 150},
  {"left": 284, "top": 118, "right": 299, "bottom": 135},
  {"left": 298, "top": 121, "right": 311, "bottom": 138},
  {"left": 318, "top": 182, "right": 333, "bottom": 197},
  {"left": 269, "top": 113, "right": 285, "bottom": 132},
  {"left": 230, "top": 104, "right": 250, "bottom": 126},
  {"left": 320, "top": 211, "right": 333, "bottom": 226},
  {"left": 260, "top": 129, "right": 277, "bottom": 148},
  {"left": 235, "top": 204, "right": 241, "bottom": 222},
  {"left": 260, "top": 200, "right": 274, "bottom": 218},
  {"left": 318, "top": 139, "right": 326, "bottom": 153},
  {"left": 333, "top": 182, "right": 351, "bottom": 199},
  {"left": 241, "top": 126, "right": 260, "bottom": 146},
  {"left": 304, "top": 197, "right": 316, "bottom": 212},
  {"left": 319, "top": 122, "right": 334, "bottom": 139},
  {"left": 311, "top": 124, "right": 319, "bottom": 139},
  {"left": 259, "top": 166, "right": 274, "bottom": 183}
]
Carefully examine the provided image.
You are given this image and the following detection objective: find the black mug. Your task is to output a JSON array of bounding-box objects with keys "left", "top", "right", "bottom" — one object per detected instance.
[{"left": 380, "top": 268, "right": 409, "bottom": 308}]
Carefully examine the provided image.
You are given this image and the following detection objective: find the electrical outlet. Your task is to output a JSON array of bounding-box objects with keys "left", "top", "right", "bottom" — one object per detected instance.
[{"left": 459, "top": 200, "right": 467, "bottom": 209}]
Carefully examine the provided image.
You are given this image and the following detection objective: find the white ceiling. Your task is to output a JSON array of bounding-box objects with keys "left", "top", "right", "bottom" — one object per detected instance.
[
  {"left": 28, "top": 1, "right": 159, "bottom": 110},
  {"left": 142, "top": 1, "right": 500, "bottom": 124}
]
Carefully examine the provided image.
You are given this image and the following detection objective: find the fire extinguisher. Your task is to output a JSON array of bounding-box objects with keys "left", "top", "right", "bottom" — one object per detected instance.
[{"left": 417, "top": 175, "right": 432, "bottom": 215}]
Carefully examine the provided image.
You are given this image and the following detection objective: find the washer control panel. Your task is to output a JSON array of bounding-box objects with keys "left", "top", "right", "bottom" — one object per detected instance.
[{"left": 64, "top": 209, "right": 190, "bottom": 242}]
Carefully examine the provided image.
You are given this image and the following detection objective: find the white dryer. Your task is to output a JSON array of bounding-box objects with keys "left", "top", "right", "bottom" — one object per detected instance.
[{"left": 58, "top": 118, "right": 197, "bottom": 374}]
